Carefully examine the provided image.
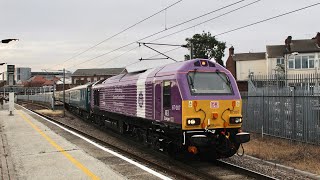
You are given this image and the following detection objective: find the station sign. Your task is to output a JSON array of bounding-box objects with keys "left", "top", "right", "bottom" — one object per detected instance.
[
  {"left": 7, "top": 65, "right": 15, "bottom": 86},
  {"left": 7, "top": 65, "right": 15, "bottom": 74}
]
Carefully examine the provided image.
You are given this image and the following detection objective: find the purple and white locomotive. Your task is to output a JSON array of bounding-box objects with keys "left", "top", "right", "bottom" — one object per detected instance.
[{"left": 90, "top": 59, "right": 250, "bottom": 158}]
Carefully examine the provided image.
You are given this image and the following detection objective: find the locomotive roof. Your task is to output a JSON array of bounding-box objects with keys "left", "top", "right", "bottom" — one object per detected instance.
[
  {"left": 92, "top": 59, "right": 240, "bottom": 100},
  {"left": 72, "top": 68, "right": 124, "bottom": 76},
  {"left": 67, "top": 83, "right": 93, "bottom": 91},
  {"left": 92, "top": 59, "right": 225, "bottom": 87}
]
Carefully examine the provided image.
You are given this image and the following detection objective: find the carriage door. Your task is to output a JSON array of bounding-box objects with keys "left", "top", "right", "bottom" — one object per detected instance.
[{"left": 162, "top": 80, "right": 171, "bottom": 122}]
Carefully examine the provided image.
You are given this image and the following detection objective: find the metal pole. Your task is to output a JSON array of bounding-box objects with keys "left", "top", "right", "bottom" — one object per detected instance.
[
  {"left": 285, "top": 54, "right": 288, "bottom": 87},
  {"left": 63, "top": 68, "right": 65, "bottom": 117},
  {"left": 52, "top": 82, "right": 55, "bottom": 111},
  {"left": 190, "top": 43, "right": 193, "bottom": 59}
]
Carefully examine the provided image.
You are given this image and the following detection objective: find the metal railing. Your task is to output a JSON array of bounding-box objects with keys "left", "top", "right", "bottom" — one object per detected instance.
[
  {"left": 242, "top": 73, "right": 320, "bottom": 144},
  {"left": 17, "top": 93, "right": 53, "bottom": 104}
]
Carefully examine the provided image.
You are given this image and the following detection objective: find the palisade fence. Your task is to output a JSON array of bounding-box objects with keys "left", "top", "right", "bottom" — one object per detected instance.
[{"left": 241, "top": 73, "right": 320, "bottom": 144}]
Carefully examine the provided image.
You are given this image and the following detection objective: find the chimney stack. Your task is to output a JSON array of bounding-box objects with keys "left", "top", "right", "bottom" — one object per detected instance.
[
  {"left": 285, "top": 36, "right": 292, "bottom": 52},
  {"left": 226, "top": 46, "right": 236, "bottom": 79},
  {"left": 229, "top": 46, "right": 234, "bottom": 57}
]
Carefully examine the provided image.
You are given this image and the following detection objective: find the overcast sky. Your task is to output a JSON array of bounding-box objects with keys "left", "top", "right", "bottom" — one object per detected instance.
[{"left": 0, "top": 0, "right": 319, "bottom": 73}]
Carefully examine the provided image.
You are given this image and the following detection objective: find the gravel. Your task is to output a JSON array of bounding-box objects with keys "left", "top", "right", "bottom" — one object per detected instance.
[{"left": 222, "top": 155, "right": 318, "bottom": 180}]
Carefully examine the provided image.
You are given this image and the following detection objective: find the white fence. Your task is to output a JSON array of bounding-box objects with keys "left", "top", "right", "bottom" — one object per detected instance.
[{"left": 17, "top": 93, "right": 53, "bottom": 104}]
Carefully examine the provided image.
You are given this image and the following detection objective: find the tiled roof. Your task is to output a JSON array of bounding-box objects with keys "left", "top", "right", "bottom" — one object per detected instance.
[
  {"left": 267, "top": 39, "right": 320, "bottom": 58},
  {"left": 233, "top": 52, "right": 266, "bottom": 61},
  {"left": 27, "top": 75, "right": 46, "bottom": 83},
  {"left": 72, "top": 68, "right": 124, "bottom": 76},
  {"left": 266, "top": 45, "right": 286, "bottom": 58},
  {"left": 290, "top": 39, "right": 320, "bottom": 52}
]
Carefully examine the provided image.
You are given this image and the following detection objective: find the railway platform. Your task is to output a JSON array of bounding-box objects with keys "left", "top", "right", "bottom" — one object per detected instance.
[{"left": 0, "top": 102, "right": 148, "bottom": 180}]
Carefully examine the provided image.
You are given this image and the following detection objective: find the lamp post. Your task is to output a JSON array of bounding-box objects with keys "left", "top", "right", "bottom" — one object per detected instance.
[
  {"left": 1, "top": 38, "right": 19, "bottom": 115},
  {"left": 285, "top": 52, "right": 299, "bottom": 86}
]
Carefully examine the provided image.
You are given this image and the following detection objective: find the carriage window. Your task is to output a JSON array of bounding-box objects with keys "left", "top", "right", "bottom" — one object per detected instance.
[
  {"left": 94, "top": 90, "right": 100, "bottom": 106},
  {"left": 163, "top": 81, "right": 171, "bottom": 108}
]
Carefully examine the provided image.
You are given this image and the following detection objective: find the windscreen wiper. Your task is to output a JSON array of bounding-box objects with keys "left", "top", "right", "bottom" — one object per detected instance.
[
  {"left": 188, "top": 74, "right": 194, "bottom": 89},
  {"left": 188, "top": 68, "right": 197, "bottom": 90},
  {"left": 215, "top": 70, "right": 231, "bottom": 86}
]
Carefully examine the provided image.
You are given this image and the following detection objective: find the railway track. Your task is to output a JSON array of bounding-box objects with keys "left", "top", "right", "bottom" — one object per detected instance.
[{"left": 18, "top": 101, "right": 276, "bottom": 180}]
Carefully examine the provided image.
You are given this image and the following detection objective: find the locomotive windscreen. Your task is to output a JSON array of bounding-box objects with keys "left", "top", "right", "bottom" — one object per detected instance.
[{"left": 187, "top": 72, "right": 233, "bottom": 95}]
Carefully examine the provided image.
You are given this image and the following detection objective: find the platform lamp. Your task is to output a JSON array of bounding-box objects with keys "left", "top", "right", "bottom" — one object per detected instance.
[
  {"left": 1, "top": 39, "right": 19, "bottom": 44},
  {"left": 1, "top": 38, "right": 19, "bottom": 81}
]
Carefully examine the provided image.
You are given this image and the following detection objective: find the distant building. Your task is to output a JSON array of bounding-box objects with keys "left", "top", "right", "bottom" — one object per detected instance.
[
  {"left": 266, "top": 34, "right": 320, "bottom": 76},
  {"left": 234, "top": 52, "right": 266, "bottom": 81},
  {"left": 16, "top": 67, "right": 31, "bottom": 82},
  {"left": 72, "top": 68, "right": 124, "bottom": 85},
  {"left": 226, "top": 32, "right": 320, "bottom": 81},
  {"left": 31, "top": 71, "right": 71, "bottom": 80},
  {"left": 1, "top": 71, "right": 7, "bottom": 81}
]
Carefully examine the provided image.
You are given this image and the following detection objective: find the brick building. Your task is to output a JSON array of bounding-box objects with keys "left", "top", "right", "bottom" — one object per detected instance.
[{"left": 71, "top": 68, "right": 124, "bottom": 85}]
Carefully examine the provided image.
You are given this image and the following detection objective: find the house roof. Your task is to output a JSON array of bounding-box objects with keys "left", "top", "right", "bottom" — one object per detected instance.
[
  {"left": 290, "top": 39, "right": 320, "bottom": 52},
  {"left": 72, "top": 68, "right": 124, "bottom": 77},
  {"left": 267, "top": 39, "right": 320, "bottom": 58},
  {"left": 27, "top": 75, "right": 46, "bottom": 83},
  {"left": 266, "top": 45, "right": 286, "bottom": 58},
  {"left": 233, "top": 52, "right": 266, "bottom": 61}
]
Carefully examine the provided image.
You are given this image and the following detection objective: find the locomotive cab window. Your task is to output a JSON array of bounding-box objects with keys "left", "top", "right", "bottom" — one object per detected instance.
[
  {"left": 163, "top": 81, "right": 171, "bottom": 108},
  {"left": 187, "top": 72, "right": 233, "bottom": 95}
]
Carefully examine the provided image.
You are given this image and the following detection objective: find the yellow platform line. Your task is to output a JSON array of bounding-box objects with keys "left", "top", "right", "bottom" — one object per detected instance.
[{"left": 17, "top": 110, "right": 100, "bottom": 180}]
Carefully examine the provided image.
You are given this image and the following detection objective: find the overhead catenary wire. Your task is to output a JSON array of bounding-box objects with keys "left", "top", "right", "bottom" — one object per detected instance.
[
  {"left": 98, "top": 46, "right": 139, "bottom": 66},
  {"left": 135, "top": 0, "right": 320, "bottom": 66},
  {"left": 97, "top": 1, "right": 320, "bottom": 70},
  {"left": 129, "top": 0, "right": 261, "bottom": 65},
  {"left": 125, "top": 46, "right": 182, "bottom": 67},
  {"left": 51, "top": 0, "right": 183, "bottom": 69},
  {"left": 67, "top": 0, "right": 250, "bottom": 69},
  {"left": 150, "top": 0, "right": 262, "bottom": 42},
  {"left": 213, "top": 2, "right": 320, "bottom": 37},
  {"left": 155, "top": 1, "right": 320, "bottom": 41}
]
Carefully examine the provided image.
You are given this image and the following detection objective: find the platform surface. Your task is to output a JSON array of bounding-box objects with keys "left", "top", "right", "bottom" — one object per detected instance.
[{"left": 0, "top": 103, "right": 126, "bottom": 180}]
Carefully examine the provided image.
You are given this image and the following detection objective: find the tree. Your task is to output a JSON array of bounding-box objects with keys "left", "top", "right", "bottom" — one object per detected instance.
[
  {"left": 275, "top": 64, "right": 285, "bottom": 80},
  {"left": 185, "top": 31, "right": 226, "bottom": 66}
]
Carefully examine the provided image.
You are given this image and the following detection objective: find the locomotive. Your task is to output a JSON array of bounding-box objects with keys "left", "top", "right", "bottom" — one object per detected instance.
[{"left": 56, "top": 59, "right": 250, "bottom": 159}]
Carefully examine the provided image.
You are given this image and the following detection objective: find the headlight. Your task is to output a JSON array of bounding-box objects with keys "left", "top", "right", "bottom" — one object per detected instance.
[
  {"left": 186, "top": 118, "right": 201, "bottom": 126},
  {"left": 230, "top": 117, "right": 242, "bottom": 124}
]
